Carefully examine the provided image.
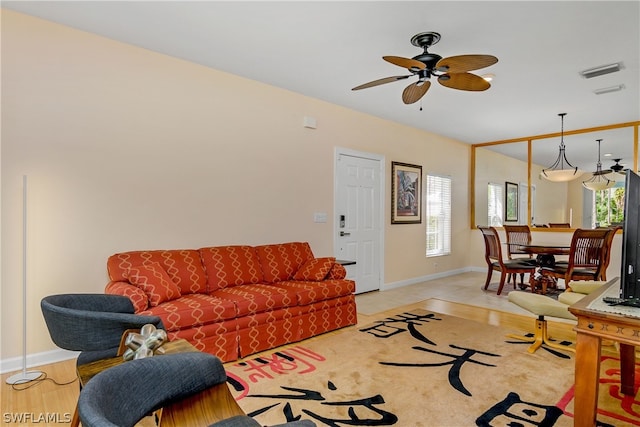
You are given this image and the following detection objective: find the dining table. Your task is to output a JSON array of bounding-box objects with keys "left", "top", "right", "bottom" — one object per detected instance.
[
  {"left": 514, "top": 242, "right": 570, "bottom": 267},
  {"left": 513, "top": 242, "right": 571, "bottom": 293}
]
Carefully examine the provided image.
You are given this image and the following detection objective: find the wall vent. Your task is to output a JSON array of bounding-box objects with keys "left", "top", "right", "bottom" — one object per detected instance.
[
  {"left": 593, "top": 84, "right": 625, "bottom": 95},
  {"left": 579, "top": 62, "right": 623, "bottom": 78}
]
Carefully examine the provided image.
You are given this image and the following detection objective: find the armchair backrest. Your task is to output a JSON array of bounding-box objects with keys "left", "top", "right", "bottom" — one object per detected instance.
[
  {"left": 41, "top": 294, "right": 163, "bottom": 352},
  {"left": 78, "top": 352, "right": 317, "bottom": 427},
  {"left": 78, "top": 353, "right": 226, "bottom": 427}
]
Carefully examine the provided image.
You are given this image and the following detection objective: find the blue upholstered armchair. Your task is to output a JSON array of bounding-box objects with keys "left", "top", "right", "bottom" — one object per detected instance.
[
  {"left": 77, "top": 352, "right": 316, "bottom": 427},
  {"left": 41, "top": 293, "right": 164, "bottom": 365}
]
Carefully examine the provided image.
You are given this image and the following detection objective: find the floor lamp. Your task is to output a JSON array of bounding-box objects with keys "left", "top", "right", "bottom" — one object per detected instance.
[{"left": 6, "top": 175, "right": 43, "bottom": 384}]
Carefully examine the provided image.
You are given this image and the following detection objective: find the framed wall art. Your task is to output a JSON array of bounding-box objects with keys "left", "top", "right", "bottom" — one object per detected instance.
[
  {"left": 505, "top": 181, "right": 518, "bottom": 222},
  {"left": 391, "top": 161, "right": 422, "bottom": 224}
]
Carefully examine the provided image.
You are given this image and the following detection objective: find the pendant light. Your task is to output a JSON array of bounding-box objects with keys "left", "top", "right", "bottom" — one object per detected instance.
[
  {"left": 541, "top": 113, "right": 584, "bottom": 182},
  {"left": 583, "top": 139, "right": 616, "bottom": 191}
]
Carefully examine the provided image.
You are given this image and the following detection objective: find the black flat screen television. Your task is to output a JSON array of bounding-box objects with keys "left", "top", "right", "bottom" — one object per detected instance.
[{"left": 620, "top": 170, "right": 640, "bottom": 300}]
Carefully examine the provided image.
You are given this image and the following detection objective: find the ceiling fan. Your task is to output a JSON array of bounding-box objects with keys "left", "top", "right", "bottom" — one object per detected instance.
[
  {"left": 609, "top": 158, "right": 630, "bottom": 178},
  {"left": 352, "top": 31, "right": 498, "bottom": 104}
]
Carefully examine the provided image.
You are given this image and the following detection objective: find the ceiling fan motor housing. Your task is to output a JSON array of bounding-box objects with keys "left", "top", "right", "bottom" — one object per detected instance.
[
  {"left": 413, "top": 53, "right": 443, "bottom": 70},
  {"left": 410, "top": 32, "right": 443, "bottom": 70}
]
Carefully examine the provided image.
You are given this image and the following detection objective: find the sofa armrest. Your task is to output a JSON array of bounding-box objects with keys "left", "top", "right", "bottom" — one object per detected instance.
[
  {"left": 105, "top": 281, "right": 149, "bottom": 312},
  {"left": 326, "top": 263, "right": 347, "bottom": 280}
]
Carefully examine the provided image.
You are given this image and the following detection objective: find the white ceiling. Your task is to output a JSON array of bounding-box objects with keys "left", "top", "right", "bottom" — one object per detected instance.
[{"left": 4, "top": 1, "right": 639, "bottom": 169}]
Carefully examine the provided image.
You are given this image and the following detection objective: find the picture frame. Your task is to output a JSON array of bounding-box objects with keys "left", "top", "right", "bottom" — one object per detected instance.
[
  {"left": 391, "top": 161, "right": 422, "bottom": 224},
  {"left": 505, "top": 181, "right": 518, "bottom": 222}
]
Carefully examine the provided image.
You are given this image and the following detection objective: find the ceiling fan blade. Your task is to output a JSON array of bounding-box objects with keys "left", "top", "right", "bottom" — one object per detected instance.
[
  {"left": 383, "top": 56, "right": 426, "bottom": 71},
  {"left": 352, "top": 75, "right": 412, "bottom": 90},
  {"left": 402, "top": 81, "right": 431, "bottom": 104},
  {"left": 438, "top": 72, "right": 490, "bottom": 91},
  {"left": 436, "top": 54, "right": 498, "bottom": 73},
  {"left": 597, "top": 168, "right": 614, "bottom": 175}
]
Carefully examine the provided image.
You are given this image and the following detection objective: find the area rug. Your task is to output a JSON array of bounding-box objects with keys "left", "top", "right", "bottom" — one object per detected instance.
[{"left": 224, "top": 309, "right": 639, "bottom": 426}]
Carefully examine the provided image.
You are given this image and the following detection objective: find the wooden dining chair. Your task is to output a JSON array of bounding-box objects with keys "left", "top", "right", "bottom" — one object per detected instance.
[
  {"left": 478, "top": 226, "right": 537, "bottom": 295},
  {"left": 600, "top": 226, "right": 621, "bottom": 280},
  {"left": 503, "top": 225, "right": 536, "bottom": 287},
  {"left": 548, "top": 223, "right": 571, "bottom": 228},
  {"left": 539, "top": 228, "right": 610, "bottom": 287}
]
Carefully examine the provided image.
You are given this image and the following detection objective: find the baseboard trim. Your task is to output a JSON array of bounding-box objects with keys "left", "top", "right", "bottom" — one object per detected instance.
[
  {"left": 382, "top": 267, "right": 477, "bottom": 291},
  {"left": 1, "top": 349, "right": 78, "bottom": 374}
]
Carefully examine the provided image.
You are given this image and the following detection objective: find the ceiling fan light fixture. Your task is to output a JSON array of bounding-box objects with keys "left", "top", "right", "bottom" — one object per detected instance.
[
  {"left": 582, "top": 139, "right": 616, "bottom": 191},
  {"left": 541, "top": 113, "right": 584, "bottom": 182}
]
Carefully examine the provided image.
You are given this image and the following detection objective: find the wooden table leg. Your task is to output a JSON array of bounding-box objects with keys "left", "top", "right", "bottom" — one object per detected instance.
[
  {"left": 71, "top": 405, "right": 80, "bottom": 427},
  {"left": 574, "top": 332, "right": 601, "bottom": 427},
  {"left": 620, "top": 343, "right": 636, "bottom": 396}
]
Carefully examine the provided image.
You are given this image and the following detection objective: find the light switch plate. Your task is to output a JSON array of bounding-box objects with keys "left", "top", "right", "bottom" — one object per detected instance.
[{"left": 313, "top": 212, "right": 327, "bottom": 223}]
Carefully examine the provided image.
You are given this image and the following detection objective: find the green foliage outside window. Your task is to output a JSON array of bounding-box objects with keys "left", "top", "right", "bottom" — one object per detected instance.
[{"left": 595, "top": 186, "right": 625, "bottom": 226}]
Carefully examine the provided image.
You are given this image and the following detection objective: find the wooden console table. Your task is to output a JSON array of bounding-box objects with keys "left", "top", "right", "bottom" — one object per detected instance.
[
  {"left": 568, "top": 280, "right": 640, "bottom": 427},
  {"left": 77, "top": 338, "right": 197, "bottom": 386}
]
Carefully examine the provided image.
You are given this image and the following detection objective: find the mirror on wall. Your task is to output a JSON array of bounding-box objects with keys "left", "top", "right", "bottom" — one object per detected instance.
[
  {"left": 474, "top": 142, "right": 528, "bottom": 227},
  {"left": 472, "top": 122, "right": 638, "bottom": 230}
]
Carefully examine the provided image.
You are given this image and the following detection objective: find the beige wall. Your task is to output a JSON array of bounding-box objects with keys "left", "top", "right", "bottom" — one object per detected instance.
[{"left": 1, "top": 10, "right": 476, "bottom": 363}]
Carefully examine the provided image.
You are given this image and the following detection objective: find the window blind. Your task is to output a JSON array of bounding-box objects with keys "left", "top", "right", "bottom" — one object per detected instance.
[
  {"left": 488, "top": 182, "right": 503, "bottom": 227},
  {"left": 426, "top": 174, "right": 451, "bottom": 257}
]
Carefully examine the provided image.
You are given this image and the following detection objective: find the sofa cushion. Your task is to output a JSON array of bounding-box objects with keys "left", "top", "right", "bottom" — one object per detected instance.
[
  {"left": 125, "top": 263, "right": 182, "bottom": 307},
  {"left": 140, "top": 294, "right": 238, "bottom": 332},
  {"left": 199, "top": 246, "right": 263, "bottom": 290},
  {"left": 293, "top": 257, "right": 336, "bottom": 281},
  {"left": 210, "top": 284, "right": 296, "bottom": 316},
  {"left": 272, "top": 279, "right": 355, "bottom": 306},
  {"left": 105, "top": 281, "right": 149, "bottom": 312},
  {"left": 108, "top": 250, "right": 207, "bottom": 295},
  {"left": 254, "top": 242, "right": 315, "bottom": 283}
]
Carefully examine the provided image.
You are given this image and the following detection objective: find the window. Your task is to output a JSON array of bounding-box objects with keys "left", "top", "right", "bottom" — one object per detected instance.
[
  {"left": 488, "top": 182, "right": 503, "bottom": 227},
  {"left": 594, "top": 183, "right": 625, "bottom": 227},
  {"left": 426, "top": 174, "right": 451, "bottom": 257}
]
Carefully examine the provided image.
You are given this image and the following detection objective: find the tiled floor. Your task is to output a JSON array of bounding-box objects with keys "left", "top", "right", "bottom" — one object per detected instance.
[{"left": 355, "top": 271, "right": 535, "bottom": 317}]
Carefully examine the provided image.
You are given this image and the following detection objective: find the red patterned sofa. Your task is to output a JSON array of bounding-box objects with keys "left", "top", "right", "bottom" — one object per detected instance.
[{"left": 105, "top": 242, "right": 357, "bottom": 362}]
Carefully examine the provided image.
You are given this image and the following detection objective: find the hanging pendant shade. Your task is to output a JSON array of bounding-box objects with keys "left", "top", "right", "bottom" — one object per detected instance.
[
  {"left": 583, "top": 139, "right": 616, "bottom": 191},
  {"left": 541, "top": 113, "right": 584, "bottom": 182}
]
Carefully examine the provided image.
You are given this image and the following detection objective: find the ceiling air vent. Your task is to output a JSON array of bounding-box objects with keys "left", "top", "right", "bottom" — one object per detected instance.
[
  {"left": 593, "top": 84, "right": 625, "bottom": 95},
  {"left": 579, "top": 62, "right": 623, "bottom": 79}
]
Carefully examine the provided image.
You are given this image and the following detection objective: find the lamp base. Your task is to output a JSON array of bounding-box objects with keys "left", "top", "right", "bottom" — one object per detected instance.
[{"left": 5, "top": 370, "right": 43, "bottom": 385}]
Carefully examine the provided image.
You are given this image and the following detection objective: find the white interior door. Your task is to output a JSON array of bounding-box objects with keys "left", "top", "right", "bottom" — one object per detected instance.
[{"left": 335, "top": 149, "right": 383, "bottom": 294}]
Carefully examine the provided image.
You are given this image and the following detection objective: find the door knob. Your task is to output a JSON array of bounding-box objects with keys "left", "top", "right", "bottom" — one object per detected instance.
[{"left": 340, "top": 231, "right": 351, "bottom": 237}]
